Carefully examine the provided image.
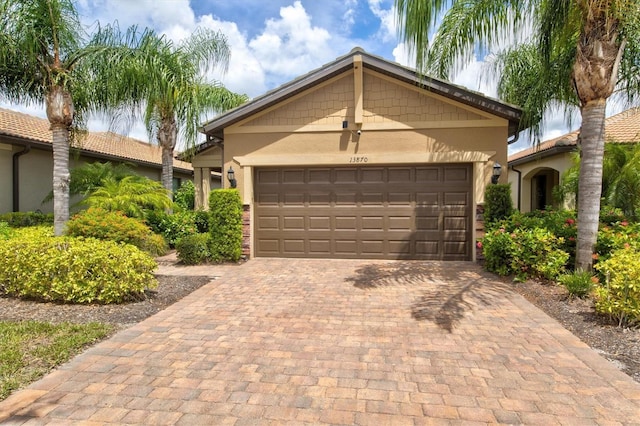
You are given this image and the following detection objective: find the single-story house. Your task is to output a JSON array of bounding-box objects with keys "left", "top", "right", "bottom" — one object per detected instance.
[
  {"left": 0, "top": 107, "right": 213, "bottom": 214},
  {"left": 193, "top": 48, "right": 523, "bottom": 261},
  {"left": 508, "top": 107, "right": 640, "bottom": 212}
]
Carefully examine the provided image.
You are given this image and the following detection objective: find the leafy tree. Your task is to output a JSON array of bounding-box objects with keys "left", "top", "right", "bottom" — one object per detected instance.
[
  {"left": 396, "top": 0, "right": 640, "bottom": 270},
  {"left": 0, "top": 0, "right": 147, "bottom": 235},
  {"left": 121, "top": 29, "right": 247, "bottom": 199}
]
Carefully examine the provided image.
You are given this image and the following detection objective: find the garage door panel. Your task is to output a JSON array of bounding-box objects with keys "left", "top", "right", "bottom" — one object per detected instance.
[
  {"left": 283, "top": 239, "right": 305, "bottom": 253},
  {"left": 335, "top": 216, "right": 357, "bottom": 229},
  {"left": 415, "top": 241, "right": 439, "bottom": 255},
  {"left": 416, "top": 192, "right": 439, "bottom": 205},
  {"left": 284, "top": 193, "right": 305, "bottom": 204},
  {"left": 389, "top": 216, "right": 412, "bottom": 230},
  {"left": 416, "top": 168, "right": 440, "bottom": 182},
  {"left": 283, "top": 170, "right": 305, "bottom": 183},
  {"left": 362, "top": 216, "right": 384, "bottom": 230},
  {"left": 283, "top": 216, "right": 305, "bottom": 230},
  {"left": 361, "top": 192, "right": 384, "bottom": 204},
  {"left": 335, "top": 240, "right": 357, "bottom": 253},
  {"left": 444, "top": 192, "right": 468, "bottom": 205},
  {"left": 309, "top": 240, "right": 331, "bottom": 253},
  {"left": 258, "top": 216, "right": 280, "bottom": 230},
  {"left": 308, "top": 169, "right": 331, "bottom": 183},
  {"left": 361, "top": 168, "right": 384, "bottom": 183},
  {"left": 255, "top": 164, "right": 471, "bottom": 260},
  {"left": 388, "top": 192, "right": 412, "bottom": 204},
  {"left": 309, "top": 216, "right": 330, "bottom": 230}
]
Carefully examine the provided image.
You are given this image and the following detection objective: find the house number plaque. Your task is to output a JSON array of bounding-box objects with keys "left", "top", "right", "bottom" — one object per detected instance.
[{"left": 349, "top": 156, "right": 368, "bottom": 163}]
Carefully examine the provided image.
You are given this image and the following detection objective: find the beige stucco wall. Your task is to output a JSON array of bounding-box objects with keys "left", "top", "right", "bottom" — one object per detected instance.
[
  {"left": 0, "top": 143, "right": 14, "bottom": 213},
  {"left": 508, "top": 151, "right": 574, "bottom": 212}
]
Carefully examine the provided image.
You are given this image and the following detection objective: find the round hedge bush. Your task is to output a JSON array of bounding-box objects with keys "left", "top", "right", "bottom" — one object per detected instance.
[{"left": 0, "top": 234, "right": 158, "bottom": 304}]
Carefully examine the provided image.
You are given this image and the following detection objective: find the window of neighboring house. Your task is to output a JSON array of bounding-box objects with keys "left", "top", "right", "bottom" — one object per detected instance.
[{"left": 172, "top": 177, "right": 182, "bottom": 193}]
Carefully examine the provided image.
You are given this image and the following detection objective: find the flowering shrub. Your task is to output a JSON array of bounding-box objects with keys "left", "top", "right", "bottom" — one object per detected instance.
[
  {"left": 594, "top": 247, "right": 640, "bottom": 327},
  {"left": 66, "top": 208, "right": 166, "bottom": 256},
  {"left": 481, "top": 226, "right": 568, "bottom": 281},
  {"left": 595, "top": 221, "right": 640, "bottom": 264},
  {"left": 0, "top": 234, "right": 157, "bottom": 304}
]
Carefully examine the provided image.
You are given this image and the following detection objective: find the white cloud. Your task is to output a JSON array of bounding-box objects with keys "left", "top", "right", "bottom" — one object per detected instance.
[
  {"left": 248, "top": 1, "right": 334, "bottom": 81},
  {"left": 367, "top": 0, "right": 396, "bottom": 42}
]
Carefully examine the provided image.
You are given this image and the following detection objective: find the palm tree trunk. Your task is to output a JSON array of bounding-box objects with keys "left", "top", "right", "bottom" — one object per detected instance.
[
  {"left": 161, "top": 146, "right": 174, "bottom": 196},
  {"left": 575, "top": 99, "right": 606, "bottom": 271},
  {"left": 51, "top": 124, "right": 71, "bottom": 235}
]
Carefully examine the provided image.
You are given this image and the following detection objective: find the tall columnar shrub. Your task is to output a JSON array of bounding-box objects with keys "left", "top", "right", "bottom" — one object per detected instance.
[
  {"left": 209, "top": 189, "right": 243, "bottom": 262},
  {"left": 483, "top": 184, "right": 513, "bottom": 226}
]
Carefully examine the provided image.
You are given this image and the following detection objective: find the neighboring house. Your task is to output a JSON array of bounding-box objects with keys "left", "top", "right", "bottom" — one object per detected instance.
[
  {"left": 192, "top": 48, "right": 522, "bottom": 261},
  {"left": 508, "top": 107, "right": 640, "bottom": 213},
  {"left": 0, "top": 107, "right": 208, "bottom": 214}
]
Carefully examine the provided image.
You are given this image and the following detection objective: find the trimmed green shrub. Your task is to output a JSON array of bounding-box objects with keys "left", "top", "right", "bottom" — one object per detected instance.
[
  {"left": 557, "top": 270, "right": 594, "bottom": 298},
  {"left": 66, "top": 208, "right": 166, "bottom": 256},
  {"left": 594, "top": 247, "right": 640, "bottom": 327},
  {"left": 0, "top": 235, "right": 157, "bottom": 304},
  {"left": 144, "top": 210, "right": 198, "bottom": 248},
  {"left": 174, "top": 181, "right": 195, "bottom": 210},
  {"left": 0, "top": 212, "right": 53, "bottom": 228},
  {"left": 483, "top": 184, "right": 513, "bottom": 225},
  {"left": 209, "top": 189, "right": 243, "bottom": 262},
  {"left": 176, "top": 233, "right": 211, "bottom": 265},
  {"left": 600, "top": 205, "right": 628, "bottom": 226},
  {"left": 194, "top": 210, "right": 210, "bottom": 233}
]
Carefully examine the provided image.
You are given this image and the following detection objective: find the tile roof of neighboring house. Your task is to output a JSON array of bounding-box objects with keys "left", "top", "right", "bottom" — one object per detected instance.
[
  {"left": 0, "top": 107, "right": 193, "bottom": 173},
  {"left": 509, "top": 107, "right": 640, "bottom": 164}
]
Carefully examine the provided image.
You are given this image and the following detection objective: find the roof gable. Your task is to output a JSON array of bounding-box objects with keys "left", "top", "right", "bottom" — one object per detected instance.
[{"left": 199, "top": 48, "right": 522, "bottom": 149}]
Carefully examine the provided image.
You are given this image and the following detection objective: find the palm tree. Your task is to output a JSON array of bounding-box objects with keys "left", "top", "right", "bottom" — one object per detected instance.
[
  {"left": 129, "top": 29, "right": 248, "bottom": 198},
  {"left": 82, "top": 175, "right": 172, "bottom": 219},
  {"left": 0, "top": 0, "right": 145, "bottom": 235},
  {"left": 395, "top": 0, "right": 640, "bottom": 270}
]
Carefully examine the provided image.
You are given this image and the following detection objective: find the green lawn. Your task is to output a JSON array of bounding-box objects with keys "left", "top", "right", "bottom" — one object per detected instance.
[{"left": 0, "top": 321, "right": 114, "bottom": 401}]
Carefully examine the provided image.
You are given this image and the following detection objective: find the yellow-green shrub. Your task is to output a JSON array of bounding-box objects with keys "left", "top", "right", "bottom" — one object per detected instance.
[
  {"left": 0, "top": 235, "right": 158, "bottom": 304},
  {"left": 66, "top": 208, "right": 166, "bottom": 256},
  {"left": 594, "top": 247, "right": 640, "bottom": 327}
]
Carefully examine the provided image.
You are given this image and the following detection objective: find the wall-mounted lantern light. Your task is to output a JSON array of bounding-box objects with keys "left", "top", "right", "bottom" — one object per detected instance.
[
  {"left": 491, "top": 162, "right": 502, "bottom": 184},
  {"left": 227, "top": 166, "right": 237, "bottom": 188}
]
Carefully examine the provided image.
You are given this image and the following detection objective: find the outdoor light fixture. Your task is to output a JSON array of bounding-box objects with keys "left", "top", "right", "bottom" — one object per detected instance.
[
  {"left": 491, "top": 162, "right": 502, "bottom": 184},
  {"left": 227, "top": 166, "right": 237, "bottom": 188}
]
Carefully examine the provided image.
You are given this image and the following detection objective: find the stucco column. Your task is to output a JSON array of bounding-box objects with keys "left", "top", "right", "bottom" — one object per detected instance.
[{"left": 201, "top": 167, "right": 211, "bottom": 209}]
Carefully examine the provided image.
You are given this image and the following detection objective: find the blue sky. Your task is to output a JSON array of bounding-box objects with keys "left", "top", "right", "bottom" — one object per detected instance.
[{"left": 3, "top": 0, "right": 597, "bottom": 154}]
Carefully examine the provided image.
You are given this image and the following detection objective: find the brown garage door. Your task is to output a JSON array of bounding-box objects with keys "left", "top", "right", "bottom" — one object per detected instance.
[{"left": 254, "top": 164, "right": 472, "bottom": 260}]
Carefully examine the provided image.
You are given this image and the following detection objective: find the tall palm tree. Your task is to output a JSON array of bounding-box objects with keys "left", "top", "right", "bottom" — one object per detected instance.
[
  {"left": 0, "top": 0, "right": 146, "bottom": 235},
  {"left": 131, "top": 29, "right": 248, "bottom": 198},
  {"left": 396, "top": 0, "right": 640, "bottom": 270}
]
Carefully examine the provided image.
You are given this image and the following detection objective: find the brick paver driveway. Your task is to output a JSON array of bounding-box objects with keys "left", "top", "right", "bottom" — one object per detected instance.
[{"left": 2, "top": 259, "right": 640, "bottom": 425}]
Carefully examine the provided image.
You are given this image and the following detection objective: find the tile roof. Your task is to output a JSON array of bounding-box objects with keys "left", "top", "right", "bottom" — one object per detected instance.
[
  {"left": 0, "top": 107, "right": 193, "bottom": 172},
  {"left": 508, "top": 107, "right": 640, "bottom": 163}
]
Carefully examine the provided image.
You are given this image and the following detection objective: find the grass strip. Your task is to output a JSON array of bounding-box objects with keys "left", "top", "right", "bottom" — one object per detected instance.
[{"left": 0, "top": 320, "right": 114, "bottom": 401}]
